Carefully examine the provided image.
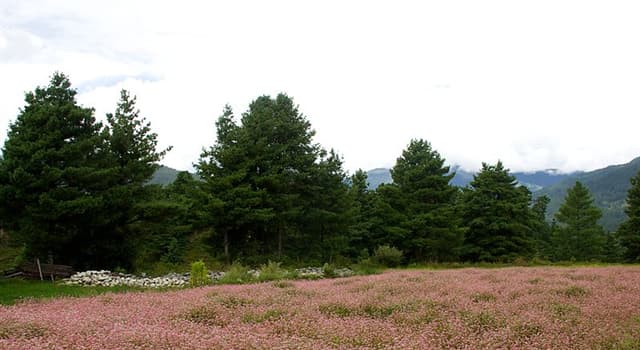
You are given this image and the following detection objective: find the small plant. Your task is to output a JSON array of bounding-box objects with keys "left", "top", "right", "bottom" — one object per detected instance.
[
  {"left": 322, "top": 263, "right": 336, "bottom": 278},
  {"left": 190, "top": 260, "right": 211, "bottom": 287},
  {"left": 319, "top": 303, "right": 356, "bottom": 318},
  {"left": 241, "top": 309, "right": 285, "bottom": 323},
  {"left": 460, "top": 310, "right": 503, "bottom": 333},
  {"left": 561, "top": 285, "right": 589, "bottom": 298},
  {"left": 372, "top": 245, "right": 403, "bottom": 267},
  {"left": 218, "top": 262, "right": 254, "bottom": 284},
  {"left": 257, "top": 260, "right": 287, "bottom": 282},
  {"left": 471, "top": 292, "right": 497, "bottom": 303},
  {"left": 272, "top": 280, "right": 294, "bottom": 288}
]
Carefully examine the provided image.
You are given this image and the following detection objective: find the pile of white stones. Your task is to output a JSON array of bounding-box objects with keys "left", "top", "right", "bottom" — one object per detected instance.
[
  {"left": 64, "top": 266, "right": 353, "bottom": 288},
  {"left": 294, "top": 267, "right": 354, "bottom": 279},
  {"left": 64, "top": 270, "right": 224, "bottom": 288}
]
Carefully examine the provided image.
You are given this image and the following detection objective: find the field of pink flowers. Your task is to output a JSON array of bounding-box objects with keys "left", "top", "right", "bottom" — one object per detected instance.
[{"left": 1, "top": 266, "right": 640, "bottom": 349}]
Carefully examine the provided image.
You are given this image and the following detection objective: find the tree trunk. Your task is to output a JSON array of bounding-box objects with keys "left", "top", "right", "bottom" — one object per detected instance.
[
  {"left": 223, "top": 230, "right": 230, "bottom": 264},
  {"left": 278, "top": 227, "right": 283, "bottom": 259}
]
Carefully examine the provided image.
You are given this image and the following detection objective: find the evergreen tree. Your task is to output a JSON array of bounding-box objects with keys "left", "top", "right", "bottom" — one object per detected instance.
[
  {"left": 619, "top": 171, "right": 640, "bottom": 261},
  {"left": 0, "top": 73, "right": 115, "bottom": 267},
  {"left": 197, "top": 105, "right": 266, "bottom": 263},
  {"left": 198, "top": 95, "right": 332, "bottom": 263},
  {"left": 531, "top": 195, "right": 552, "bottom": 258},
  {"left": 347, "top": 169, "right": 374, "bottom": 257},
  {"left": 389, "top": 139, "right": 462, "bottom": 262},
  {"left": 103, "top": 90, "right": 172, "bottom": 266},
  {"left": 552, "top": 181, "right": 605, "bottom": 261},
  {"left": 461, "top": 161, "right": 534, "bottom": 262},
  {"left": 300, "top": 149, "right": 352, "bottom": 262}
]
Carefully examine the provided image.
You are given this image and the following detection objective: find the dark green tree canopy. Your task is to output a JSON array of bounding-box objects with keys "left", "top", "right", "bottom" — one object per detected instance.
[
  {"left": 461, "top": 161, "right": 534, "bottom": 262},
  {"left": 552, "top": 181, "right": 605, "bottom": 261},
  {"left": 386, "top": 139, "right": 462, "bottom": 261},
  {"left": 0, "top": 74, "right": 171, "bottom": 268},
  {"left": 0, "top": 73, "right": 114, "bottom": 266},
  {"left": 620, "top": 171, "right": 640, "bottom": 261}
]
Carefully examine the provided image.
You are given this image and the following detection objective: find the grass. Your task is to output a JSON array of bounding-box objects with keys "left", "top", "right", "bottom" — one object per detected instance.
[{"left": 0, "top": 279, "right": 143, "bottom": 305}]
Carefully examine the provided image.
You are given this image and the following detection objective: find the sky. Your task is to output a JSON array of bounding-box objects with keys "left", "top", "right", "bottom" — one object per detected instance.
[{"left": 1, "top": 0, "right": 640, "bottom": 174}]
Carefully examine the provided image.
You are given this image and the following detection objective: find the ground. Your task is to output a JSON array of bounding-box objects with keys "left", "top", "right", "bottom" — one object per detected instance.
[{"left": 1, "top": 266, "right": 639, "bottom": 349}]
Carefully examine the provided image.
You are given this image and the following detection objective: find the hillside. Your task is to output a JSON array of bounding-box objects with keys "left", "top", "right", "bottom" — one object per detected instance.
[
  {"left": 366, "top": 166, "right": 572, "bottom": 191},
  {"left": 365, "top": 160, "right": 640, "bottom": 232},
  {"left": 537, "top": 156, "right": 640, "bottom": 232}
]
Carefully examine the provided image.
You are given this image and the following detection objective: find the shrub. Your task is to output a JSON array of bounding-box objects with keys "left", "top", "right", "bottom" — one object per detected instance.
[
  {"left": 190, "top": 260, "right": 210, "bottom": 287},
  {"left": 372, "top": 245, "right": 403, "bottom": 267},
  {"left": 257, "top": 261, "right": 287, "bottom": 282},
  {"left": 219, "top": 262, "right": 254, "bottom": 284},
  {"left": 323, "top": 263, "right": 336, "bottom": 278}
]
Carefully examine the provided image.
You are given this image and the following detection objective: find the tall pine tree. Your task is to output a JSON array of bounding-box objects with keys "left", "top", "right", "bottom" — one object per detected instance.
[
  {"left": 388, "top": 139, "right": 463, "bottom": 262},
  {"left": 552, "top": 181, "right": 605, "bottom": 261},
  {"left": 461, "top": 161, "right": 534, "bottom": 262},
  {"left": 0, "top": 73, "right": 115, "bottom": 267},
  {"left": 619, "top": 171, "right": 640, "bottom": 262}
]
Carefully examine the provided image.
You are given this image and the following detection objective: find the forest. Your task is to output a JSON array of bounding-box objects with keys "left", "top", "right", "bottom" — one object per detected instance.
[{"left": 1, "top": 73, "right": 639, "bottom": 272}]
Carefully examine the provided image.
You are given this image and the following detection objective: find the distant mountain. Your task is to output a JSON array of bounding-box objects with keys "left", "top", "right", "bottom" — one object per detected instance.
[
  {"left": 365, "top": 166, "right": 573, "bottom": 191},
  {"left": 537, "top": 156, "right": 640, "bottom": 232},
  {"left": 149, "top": 165, "right": 186, "bottom": 185},
  {"left": 365, "top": 168, "right": 393, "bottom": 189}
]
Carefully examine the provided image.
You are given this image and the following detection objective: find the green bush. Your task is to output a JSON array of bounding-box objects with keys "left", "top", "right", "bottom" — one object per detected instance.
[
  {"left": 322, "top": 263, "right": 336, "bottom": 278},
  {"left": 190, "top": 260, "right": 210, "bottom": 287},
  {"left": 219, "top": 262, "right": 254, "bottom": 284},
  {"left": 372, "top": 245, "right": 403, "bottom": 267},
  {"left": 257, "top": 261, "right": 287, "bottom": 282}
]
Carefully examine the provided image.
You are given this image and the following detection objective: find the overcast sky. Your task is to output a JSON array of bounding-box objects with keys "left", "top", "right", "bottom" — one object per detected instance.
[{"left": 1, "top": 1, "right": 640, "bottom": 174}]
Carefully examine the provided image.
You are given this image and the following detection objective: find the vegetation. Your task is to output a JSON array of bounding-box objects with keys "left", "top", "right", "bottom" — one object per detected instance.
[
  {"left": 0, "top": 73, "right": 638, "bottom": 273},
  {"left": 461, "top": 162, "right": 534, "bottom": 262},
  {"left": 620, "top": 170, "right": 640, "bottom": 262},
  {"left": 0, "top": 279, "right": 141, "bottom": 305},
  {"left": 552, "top": 182, "right": 605, "bottom": 261},
  {"left": 189, "top": 260, "right": 210, "bottom": 287}
]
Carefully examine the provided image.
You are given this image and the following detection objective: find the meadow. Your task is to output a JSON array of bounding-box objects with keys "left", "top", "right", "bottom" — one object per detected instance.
[{"left": 1, "top": 266, "right": 639, "bottom": 349}]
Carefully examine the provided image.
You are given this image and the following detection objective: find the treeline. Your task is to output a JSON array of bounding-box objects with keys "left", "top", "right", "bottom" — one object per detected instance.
[{"left": 1, "top": 73, "right": 639, "bottom": 271}]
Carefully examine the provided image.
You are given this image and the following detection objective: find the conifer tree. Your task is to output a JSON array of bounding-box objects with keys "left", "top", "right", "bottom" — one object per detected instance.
[
  {"left": 389, "top": 139, "right": 462, "bottom": 261},
  {"left": 0, "top": 73, "right": 114, "bottom": 267},
  {"left": 619, "top": 171, "right": 640, "bottom": 261},
  {"left": 461, "top": 161, "right": 534, "bottom": 262},
  {"left": 552, "top": 181, "right": 605, "bottom": 261}
]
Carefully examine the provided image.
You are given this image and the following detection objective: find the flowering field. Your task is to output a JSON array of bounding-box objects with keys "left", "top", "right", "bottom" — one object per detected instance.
[{"left": 1, "top": 267, "right": 640, "bottom": 349}]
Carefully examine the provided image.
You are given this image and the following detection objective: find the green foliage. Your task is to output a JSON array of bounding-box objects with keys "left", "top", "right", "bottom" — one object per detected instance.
[
  {"left": 538, "top": 156, "right": 640, "bottom": 232},
  {"left": 461, "top": 161, "right": 534, "bottom": 262},
  {"left": 197, "top": 95, "right": 352, "bottom": 264},
  {"left": 552, "top": 182, "right": 605, "bottom": 261},
  {"left": 372, "top": 245, "right": 403, "bottom": 267},
  {"left": 0, "top": 75, "right": 170, "bottom": 270},
  {"left": 190, "top": 260, "right": 210, "bottom": 287},
  {"left": 257, "top": 260, "right": 287, "bottom": 281},
  {"left": 620, "top": 171, "right": 640, "bottom": 262},
  {"left": 0, "top": 279, "right": 142, "bottom": 305},
  {"left": 218, "top": 262, "right": 254, "bottom": 284},
  {"left": 388, "top": 139, "right": 463, "bottom": 262}
]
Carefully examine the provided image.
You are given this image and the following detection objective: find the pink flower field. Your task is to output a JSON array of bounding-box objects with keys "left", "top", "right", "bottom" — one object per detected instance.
[{"left": 1, "top": 267, "right": 640, "bottom": 349}]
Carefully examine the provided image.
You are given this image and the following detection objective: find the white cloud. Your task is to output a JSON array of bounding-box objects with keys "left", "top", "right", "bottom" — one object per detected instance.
[{"left": 1, "top": 0, "right": 640, "bottom": 173}]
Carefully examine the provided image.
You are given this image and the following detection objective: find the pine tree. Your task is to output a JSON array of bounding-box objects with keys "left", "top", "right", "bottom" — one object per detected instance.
[
  {"left": 0, "top": 73, "right": 115, "bottom": 267},
  {"left": 347, "top": 169, "right": 374, "bottom": 257},
  {"left": 197, "top": 95, "right": 330, "bottom": 263},
  {"left": 552, "top": 181, "right": 605, "bottom": 261},
  {"left": 531, "top": 195, "right": 552, "bottom": 258},
  {"left": 620, "top": 171, "right": 640, "bottom": 261},
  {"left": 461, "top": 161, "right": 534, "bottom": 262},
  {"left": 389, "top": 139, "right": 462, "bottom": 262}
]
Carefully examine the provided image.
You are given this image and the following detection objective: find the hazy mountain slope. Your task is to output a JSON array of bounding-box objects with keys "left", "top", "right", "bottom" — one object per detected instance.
[
  {"left": 366, "top": 166, "right": 572, "bottom": 190},
  {"left": 148, "top": 165, "right": 182, "bottom": 185},
  {"left": 537, "top": 156, "right": 640, "bottom": 231}
]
